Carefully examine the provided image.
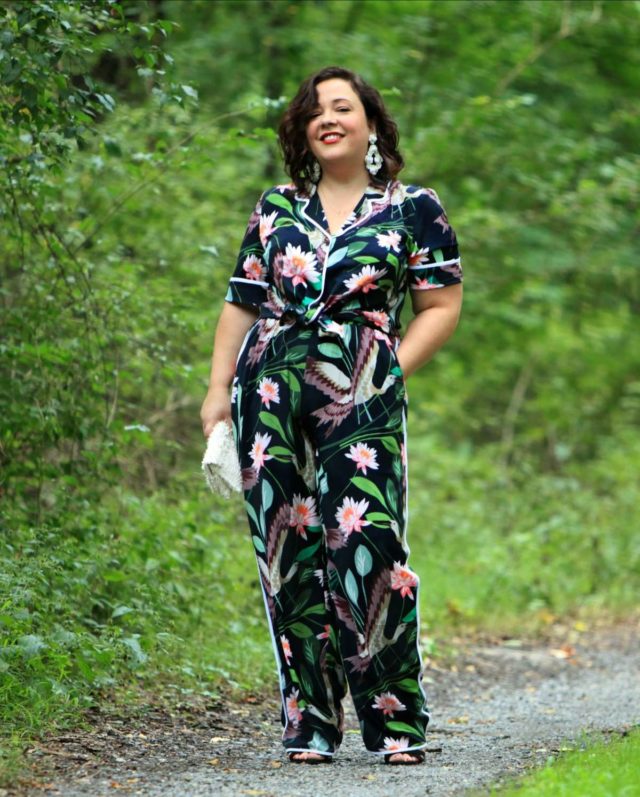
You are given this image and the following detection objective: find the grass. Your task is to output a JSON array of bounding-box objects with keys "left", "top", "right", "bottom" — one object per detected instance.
[{"left": 478, "top": 728, "right": 640, "bottom": 797}]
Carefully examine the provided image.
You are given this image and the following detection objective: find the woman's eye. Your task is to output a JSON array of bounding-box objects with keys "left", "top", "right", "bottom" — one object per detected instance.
[{"left": 337, "top": 107, "right": 350, "bottom": 112}]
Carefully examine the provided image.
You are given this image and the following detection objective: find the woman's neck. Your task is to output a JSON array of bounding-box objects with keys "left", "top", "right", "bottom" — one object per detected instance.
[{"left": 318, "top": 166, "right": 371, "bottom": 195}]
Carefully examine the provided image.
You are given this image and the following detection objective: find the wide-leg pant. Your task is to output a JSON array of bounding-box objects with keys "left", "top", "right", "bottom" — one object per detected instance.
[{"left": 230, "top": 316, "right": 430, "bottom": 756}]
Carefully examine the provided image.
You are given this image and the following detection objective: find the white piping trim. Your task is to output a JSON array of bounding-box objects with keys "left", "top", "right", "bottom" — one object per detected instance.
[
  {"left": 408, "top": 257, "right": 460, "bottom": 270},
  {"left": 253, "top": 557, "right": 290, "bottom": 743},
  {"left": 399, "top": 399, "right": 432, "bottom": 731},
  {"left": 230, "top": 277, "right": 270, "bottom": 287}
]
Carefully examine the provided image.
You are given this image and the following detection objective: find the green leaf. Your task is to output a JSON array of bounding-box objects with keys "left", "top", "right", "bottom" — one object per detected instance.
[
  {"left": 289, "top": 622, "right": 313, "bottom": 639},
  {"left": 350, "top": 476, "right": 387, "bottom": 508},
  {"left": 394, "top": 677, "right": 421, "bottom": 694},
  {"left": 296, "top": 540, "right": 321, "bottom": 562},
  {"left": 318, "top": 343, "right": 343, "bottom": 358},
  {"left": 252, "top": 535, "right": 266, "bottom": 553},
  {"left": 259, "top": 411, "right": 288, "bottom": 443},
  {"left": 354, "top": 545, "right": 372, "bottom": 577},
  {"left": 380, "top": 436, "right": 401, "bottom": 454},
  {"left": 261, "top": 479, "right": 273, "bottom": 512},
  {"left": 345, "top": 569, "right": 359, "bottom": 604},
  {"left": 111, "top": 605, "right": 134, "bottom": 619},
  {"left": 266, "top": 192, "right": 293, "bottom": 212},
  {"left": 401, "top": 607, "right": 416, "bottom": 623},
  {"left": 269, "top": 445, "right": 293, "bottom": 458},
  {"left": 365, "top": 511, "right": 393, "bottom": 522},
  {"left": 385, "top": 720, "right": 421, "bottom": 735}
]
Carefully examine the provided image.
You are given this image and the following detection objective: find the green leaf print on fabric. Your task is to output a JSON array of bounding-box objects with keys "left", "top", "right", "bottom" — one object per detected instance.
[
  {"left": 365, "top": 511, "right": 394, "bottom": 524},
  {"left": 317, "top": 343, "right": 343, "bottom": 359},
  {"left": 354, "top": 545, "right": 373, "bottom": 577},
  {"left": 296, "top": 540, "right": 322, "bottom": 562},
  {"left": 394, "top": 677, "right": 421, "bottom": 694},
  {"left": 345, "top": 569, "right": 359, "bottom": 604},
  {"left": 261, "top": 479, "right": 274, "bottom": 512},
  {"left": 252, "top": 535, "right": 266, "bottom": 554},
  {"left": 385, "top": 479, "right": 399, "bottom": 512},
  {"left": 266, "top": 192, "right": 294, "bottom": 213},
  {"left": 269, "top": 445, "right": 294, "bottom": 459},
  {"left": 326, "top": 246, "right": 350, "bottom": 268},
  {"left": 259, "top": 411, "right": 289, "bottom": 444},
  {"left": 402, "top": 607, "right": 417, "bottom": 623},
  {"left": 351, "top": 476, "right": 388, "bottom": 508},
  {"left": 245, "top": 502, "right": 262, "bottom": 535},
  {"left": 289, "top": 622, "right": 314, "bottom": 639},
  {"left": 385, "top": 720, "right": 423, "bottom": 736},
  {"left": 380, "top": 436, "right": 401, "bottom": 454},
  {"left": 301, "top": 602, "right": 326, "bottom": 617}
]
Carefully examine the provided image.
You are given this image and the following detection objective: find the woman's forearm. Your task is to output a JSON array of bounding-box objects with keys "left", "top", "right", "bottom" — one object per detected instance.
[
  {"left": 207, "top": 302, "right": 259, "bottom": 391},
  {"left": 396, "top": 301, "right": 461, "bottom": 380}
]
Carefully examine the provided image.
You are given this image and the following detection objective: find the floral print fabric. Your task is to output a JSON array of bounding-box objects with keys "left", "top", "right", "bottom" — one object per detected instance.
[{"left": 225, "top": 180, "right": 462, "bottom": 756}]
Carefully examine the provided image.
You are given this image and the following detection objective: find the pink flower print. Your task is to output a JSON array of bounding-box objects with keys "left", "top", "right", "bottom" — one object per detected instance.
[
  {"left": 250, "top": 432, "right": 273, "bottom": 474},
  {"left": 242, "top": 254, "right": 266, "bottom": 281},
  {"left": 344, "top": 265, "right": 387, "bottom": 294},
  {"left": 345, "top": 442, "right": 379, "bottom": 475},
  {"left": 286, "top": 687, "right": 304, "bottom": 727},
  {"left": 382, "top": 736, "right": 411, "bottom": 752},
  {"left": 257, "top": 377, "right": 280, "bottom": 409},
  {"left": 259, "top": 211, "right": 278, "bottom": 247},
  {"left": 290, "top": 494, "right": 320, "bottom": 539},
  {"left": 362, "top": 310, "right": 390, "bottom": 332},
  {"left": 335, "top": 496, "right": 370, "bottom": 536},
  {"left": 372, "top": 692, "right": 407, "bottom": 717},
  {"left": 376, "top": 230, "right": 401, "bottom": 251},
  {"left": 390, "top": 561, "right": 419, "bottom": 600},
  {"left": 280, "top": 634, "right": 293, "bottom": 665},
  {"left": 282, "top": 244, "right": 319, "bottom": 287},
  {"left": 408, "top": 247, "right": 430, "bottom": 267},
  {"left": 316, "top": 624, "right": 331, "bottom": 640}
]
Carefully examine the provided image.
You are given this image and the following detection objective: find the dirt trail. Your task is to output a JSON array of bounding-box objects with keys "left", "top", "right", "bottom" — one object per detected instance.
[{"left": 14, "top": 617, "right": 639, "bottom": 797}]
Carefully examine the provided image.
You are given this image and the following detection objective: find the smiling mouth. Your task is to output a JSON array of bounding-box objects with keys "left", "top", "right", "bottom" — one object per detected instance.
[{"left": 319, "top": 132, "right": 343, "bottom": 143}]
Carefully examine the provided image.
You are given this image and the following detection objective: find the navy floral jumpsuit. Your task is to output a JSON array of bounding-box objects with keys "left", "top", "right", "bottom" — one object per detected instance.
[{"left": 225, "top": 179, "right": 462, "bottom": 758}]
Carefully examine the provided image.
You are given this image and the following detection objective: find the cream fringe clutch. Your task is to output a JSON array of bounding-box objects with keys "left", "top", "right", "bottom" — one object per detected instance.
[{"left": 202, "top": 420, "right": 242, "bottom": 497}]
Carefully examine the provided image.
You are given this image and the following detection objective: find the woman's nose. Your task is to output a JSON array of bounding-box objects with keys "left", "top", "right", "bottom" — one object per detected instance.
[{"left": 319, "top": 109, "right": 337, "bottom": 126}]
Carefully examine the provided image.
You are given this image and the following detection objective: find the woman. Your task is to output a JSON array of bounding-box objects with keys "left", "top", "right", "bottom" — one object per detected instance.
[{"left": 200, "top": 66, "right": 463, "bottom": 765}]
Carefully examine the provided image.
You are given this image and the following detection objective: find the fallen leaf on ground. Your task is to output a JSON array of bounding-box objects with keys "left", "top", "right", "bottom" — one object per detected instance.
[
  {"left": 207, "top": 758, "right": 220, "bottom": 766},
  {"left": 549, "top": 645, "right": 576, "bottom": 659},
  {"left": 448, "top": 715, "right": 470, "bottom": 724}
]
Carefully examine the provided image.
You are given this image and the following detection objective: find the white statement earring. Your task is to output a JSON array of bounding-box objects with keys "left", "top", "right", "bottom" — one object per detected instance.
[
  {"left": 365, "top": 133, "right": 383, "bottom": 176},
  {"left": 310, "top": 159, "right": 321, "bottom": 183}
]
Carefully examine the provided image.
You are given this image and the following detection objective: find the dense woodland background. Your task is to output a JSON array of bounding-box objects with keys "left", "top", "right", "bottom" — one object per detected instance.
[{"left": 1, "top": 0, "right": 639, "bottom": 779}]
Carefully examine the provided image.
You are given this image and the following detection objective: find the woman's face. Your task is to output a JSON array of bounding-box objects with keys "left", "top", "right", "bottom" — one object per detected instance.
[{"left": 305, "top": 78, "right": 373, "bottom": 173}]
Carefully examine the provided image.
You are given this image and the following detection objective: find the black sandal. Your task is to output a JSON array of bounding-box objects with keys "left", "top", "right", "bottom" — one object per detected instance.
[
  {"left": 384, "top": 749, "right": 425, "bottom": 765},
  {"left": 288, "top": 750, "right": 333, "bottom": 764}
]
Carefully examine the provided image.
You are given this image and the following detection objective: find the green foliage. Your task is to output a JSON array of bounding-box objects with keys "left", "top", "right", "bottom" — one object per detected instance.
[
  {"left": 1, "top": 0, "right": 640, "bottom": 785},
  {"left": 479, "top": 728, "right": 640, "bottom": 797}
]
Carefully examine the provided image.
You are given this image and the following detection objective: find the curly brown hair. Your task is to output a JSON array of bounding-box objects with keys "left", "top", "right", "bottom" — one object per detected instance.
[{"left": 278, "top": 66, "right": 404, "bottom": 193}]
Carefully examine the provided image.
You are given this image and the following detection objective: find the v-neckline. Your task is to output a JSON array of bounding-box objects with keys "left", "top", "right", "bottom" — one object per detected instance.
[
  {"left": 296, "top": 181, "right": 390, "bottom": 242},
  {"left": 314, "top": 184, "right": 370, "bottom": 237}
]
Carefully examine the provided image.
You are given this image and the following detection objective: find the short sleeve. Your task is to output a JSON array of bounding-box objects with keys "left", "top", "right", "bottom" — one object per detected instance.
[
  {"left": 406, "top": 187, "right": 462, "bottom": 291},
  {"left": 224, "top": 191, "right": 270, "bottom": 309}
]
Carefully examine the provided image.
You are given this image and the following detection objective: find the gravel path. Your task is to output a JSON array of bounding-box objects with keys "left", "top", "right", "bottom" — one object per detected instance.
[{"left": 17, "top": 617, "right": 639, "bottom": 797}]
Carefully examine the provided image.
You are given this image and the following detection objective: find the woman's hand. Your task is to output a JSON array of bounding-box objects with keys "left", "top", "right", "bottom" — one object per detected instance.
[{"left": 200, "top": 386, "right": 232, "bottom": 439}]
